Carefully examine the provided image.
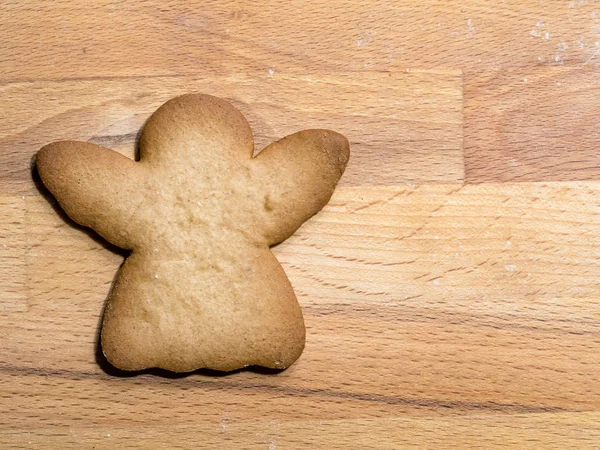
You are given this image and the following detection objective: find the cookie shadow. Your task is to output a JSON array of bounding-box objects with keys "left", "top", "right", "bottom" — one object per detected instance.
[
  {"left": 94, "top": 335, "right": 284, "bottom": 379},
  {"left": 31, "top": 154, "right": 284, "bottom": 379}
]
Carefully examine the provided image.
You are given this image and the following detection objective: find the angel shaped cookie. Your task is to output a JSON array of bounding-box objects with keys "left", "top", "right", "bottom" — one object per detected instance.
[{"left": 36, "top": 94, "right": 349, "bottom": 372}]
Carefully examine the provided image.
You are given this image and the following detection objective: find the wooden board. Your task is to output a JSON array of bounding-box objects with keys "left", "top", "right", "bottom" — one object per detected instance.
[
  {"left": 2, "top": 183, "right": 600, "bottom": 447},
  {"left": 2, "top": 0, "right": 599, "bottom": 183},
  {"left": 4, "top": 414, "right": 600, "bottom": 449},
  {"left": 1, "top": 0, "right": 598, "bottom": 78},
  {"left": 0, "top": 197, "right": 27, "bottom": 312},
  {"left": 2, "top": 0, "right": 600, "bottom": 448},
  {"left": 0, "top": 71, "right": 464, "bottom": 194},
  {"left": 465, "top": 66, "right": 600, "bottom": 182}
]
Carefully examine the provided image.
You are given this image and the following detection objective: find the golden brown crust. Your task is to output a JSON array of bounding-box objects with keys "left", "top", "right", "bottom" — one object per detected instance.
[
  {"left": 36, "top": 94, "right": 349, "bottom": 372},
  {"left": 255, "top": 129, "right": 350, "bottom": 245},
  {"left": 36, "top": 141, "right": 147, "bottom": 250}
]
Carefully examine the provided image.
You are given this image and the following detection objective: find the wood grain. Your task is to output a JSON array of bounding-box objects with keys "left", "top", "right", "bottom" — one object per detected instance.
[
  {"left": 2, "top": 0, "right": 600, "bottom": 184},
  {"left": 0, "top": 197, "right": 27, "bottom": 312},
  {"left": 3, "top": 414, "right": 600, "bottom": 449},
  {"left": 2, "top": 0, "right": 600, "bottom": 447},
  {"left": 465, "top": 66, "right": 600, "bottom": 183},
  {"left": 0, "top": 70, "right": 463, "bottom": 195},
  {"left": 2, "top": 182, "right": 600, "bottom": 446},
  {"left": 1, "top": 0, "right": 598, "bottom": 80}
]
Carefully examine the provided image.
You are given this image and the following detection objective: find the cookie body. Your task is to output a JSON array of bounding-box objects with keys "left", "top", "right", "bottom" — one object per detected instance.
[{"left": 36, "top": 94, "right": 350, "bottom": 372}]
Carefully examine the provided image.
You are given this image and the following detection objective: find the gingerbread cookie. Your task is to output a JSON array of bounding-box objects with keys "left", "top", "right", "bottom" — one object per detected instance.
[{"left": 36, "top": 94, "right": 349, "bottom": 372}]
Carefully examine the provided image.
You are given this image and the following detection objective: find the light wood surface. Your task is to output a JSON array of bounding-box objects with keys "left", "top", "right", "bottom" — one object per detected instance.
[
  {"left": 465, "top": 66, "right": 600, "bottom": 182},
  {"left": 0, "top": 70, "right": 464, "bottom": 193},
  {"left": 2, "top": 1, "right": 600, "bottom": 448}
]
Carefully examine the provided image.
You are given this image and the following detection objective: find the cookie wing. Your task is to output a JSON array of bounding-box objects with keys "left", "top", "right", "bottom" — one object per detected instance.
[
  {"left": 255, "top": 130, "right": 350, "bottom": 246},
  {"left": 36, "top": 141, "right": 146, "bottom": 250}
]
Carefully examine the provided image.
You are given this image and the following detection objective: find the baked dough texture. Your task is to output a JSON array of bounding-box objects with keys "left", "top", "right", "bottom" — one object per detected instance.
[{"left": 36, "top": 94, "right": 350, "bottom": 372}]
